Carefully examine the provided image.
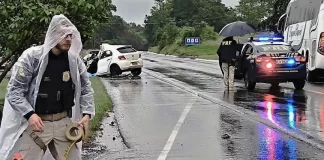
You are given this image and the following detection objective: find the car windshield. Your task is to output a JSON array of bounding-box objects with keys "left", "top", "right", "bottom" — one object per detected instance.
[
  {"left": 256, "top": 44, "right": 295, "bottom": 53},
  {"left": 117, "top": 46, "right": 137, "bottom": 53},
  {"left": 90, "top": 50, "right": 99, "bottom": 55}
]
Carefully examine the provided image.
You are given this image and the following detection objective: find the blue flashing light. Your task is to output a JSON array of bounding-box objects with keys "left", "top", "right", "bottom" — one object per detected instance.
[
  {"left": 273, "top": 37, "right": 283, "bottom": 41},
  {"left": 258, "top": 37, "right": 270, "bottom": 41},
  {"left": 288, "top": 59, "right": 295, "bottom": 64},
  {"left": 255, "top": 35, "right": 284, "bottom": 42}
]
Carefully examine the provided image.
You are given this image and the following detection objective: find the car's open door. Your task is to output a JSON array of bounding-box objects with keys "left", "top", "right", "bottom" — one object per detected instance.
[
  {"left": 97, "top": 50, "right": 113, "bottom": 75},
  {"left": 234, "top": 44, "right": 248, "bottom": 79}
]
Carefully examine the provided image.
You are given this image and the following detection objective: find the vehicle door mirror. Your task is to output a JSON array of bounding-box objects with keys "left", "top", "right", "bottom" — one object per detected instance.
[{"left": 277, "top": 14, "right": 287, "bottom": 34}]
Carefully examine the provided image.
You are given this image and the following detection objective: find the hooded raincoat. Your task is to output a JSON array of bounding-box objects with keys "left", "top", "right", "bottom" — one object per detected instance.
[{"left": 0, "top": 14, "right": 95, "bottom": 160}]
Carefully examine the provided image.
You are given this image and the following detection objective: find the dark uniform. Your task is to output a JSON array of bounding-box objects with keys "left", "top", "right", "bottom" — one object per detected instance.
[
  {"left": 217, "top": 36, "right": 237, "bottom": 89},
  {"left": 23, "top": 51, "right": 75, "bottom": 120}
]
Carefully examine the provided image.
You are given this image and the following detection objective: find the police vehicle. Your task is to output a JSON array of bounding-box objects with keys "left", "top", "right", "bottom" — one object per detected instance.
[{"left": 235, "top": 36, "right": 307, "bottom": 90}]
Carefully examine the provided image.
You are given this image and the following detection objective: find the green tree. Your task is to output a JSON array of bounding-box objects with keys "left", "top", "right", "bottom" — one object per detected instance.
[
  {"left": 144, "top": 0, "right": 238, "bottom": 49},
  {"left": 86, "top": 15, "right": 148, "bottom": 50},
  {"left": 236, "top": 0, "right": 276, "bottom": 28},
  {"left": 171, "top": 0, "right": 233, "bottom": 31},
  {"left": 0, "top": 0, "right": 116, "bottom": 82},
  {"left": 144, "top": 0, "right": 173, "bottom": 46},
  {"left": 259, "top": 0, "right": 290, "bottom": 31}
]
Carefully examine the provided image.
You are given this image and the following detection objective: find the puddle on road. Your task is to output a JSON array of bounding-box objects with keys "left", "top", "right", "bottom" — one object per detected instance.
[
  {"left": 142, "top": 58, "right": 159, "bottom": 63},
  {"left": 147, "top": 67, "right": 222, "bottom": 90},
  {"left": 147, "top": 64, "right": 324, "bottom": 143}
]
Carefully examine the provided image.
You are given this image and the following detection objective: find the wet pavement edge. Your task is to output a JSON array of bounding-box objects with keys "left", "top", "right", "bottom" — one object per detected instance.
[{"left": 143, "top": 69, "right": 324, "bottom": 152}]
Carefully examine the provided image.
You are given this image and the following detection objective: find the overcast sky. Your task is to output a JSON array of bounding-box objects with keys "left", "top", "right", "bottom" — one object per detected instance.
[{"left": 112, "top": 0, "right": 239, "bottom": 24}]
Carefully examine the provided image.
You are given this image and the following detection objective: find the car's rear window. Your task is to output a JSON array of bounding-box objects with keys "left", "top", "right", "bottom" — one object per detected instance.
[
  {"left": 117, "top": 47, "right": 137, "bottom": 53},
  {"left": 256, "top": 44, "right": 294, "bottom": 52}
]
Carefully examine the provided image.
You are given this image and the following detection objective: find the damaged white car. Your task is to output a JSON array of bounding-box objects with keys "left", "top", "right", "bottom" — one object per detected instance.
[{"left": 87, "top": 44, "right": 143, "bottom": 76}]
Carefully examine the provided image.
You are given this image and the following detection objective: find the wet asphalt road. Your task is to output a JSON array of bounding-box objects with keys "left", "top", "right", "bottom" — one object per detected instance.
[{"left": 93, "top": 52, "right": 324, "bottom": 159}]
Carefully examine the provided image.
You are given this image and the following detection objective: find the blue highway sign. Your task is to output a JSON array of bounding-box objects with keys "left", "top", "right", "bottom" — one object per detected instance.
[{"left": 185, "top": 37, "right": 200, "bottom": 46}]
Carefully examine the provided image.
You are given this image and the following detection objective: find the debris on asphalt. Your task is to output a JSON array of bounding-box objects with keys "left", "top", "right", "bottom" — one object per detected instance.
[{"left": 221, "top": 134, "right": 230, "bottom": 139}]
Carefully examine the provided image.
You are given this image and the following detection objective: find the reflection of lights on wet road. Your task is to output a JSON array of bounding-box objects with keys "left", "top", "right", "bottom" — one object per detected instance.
[
  {"left": 288, "top": 140, "right": 297, "bottom": 160},
  {"left": 288, "top": 104, "right": 295, "bottom": 129},
  {"left": 258, "top": 125, "right": 278, "bottom": 160},
  {"left": 257, "top": 96, "right": 298, "bottom": 159},
  {"left": 265, "top": 127, "right": 275, "bottom": 160},
  {"left": 286, "top": 99, "right": 294, "bottom": 104},
  {"left": 320, "top": 105, "right": 324, "bottom": 136},
  {"left": 258, "top": 125, "right": 297, "bottom": 159},
  {"left": 266, "top": 102, "right": 278, "bottom": 126}
]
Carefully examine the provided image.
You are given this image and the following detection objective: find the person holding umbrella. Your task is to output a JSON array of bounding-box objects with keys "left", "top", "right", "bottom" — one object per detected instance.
[
  {"left": 218, "top": 21, "right": 256, "bottom": 90},
  {"left": 217, "top": 36, "right": 237, "bottom": 90}
]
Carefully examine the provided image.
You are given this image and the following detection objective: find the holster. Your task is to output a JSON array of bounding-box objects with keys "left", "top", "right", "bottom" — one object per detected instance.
[{"left": 30, "top": 132, "right": 47, "bottom": 152}]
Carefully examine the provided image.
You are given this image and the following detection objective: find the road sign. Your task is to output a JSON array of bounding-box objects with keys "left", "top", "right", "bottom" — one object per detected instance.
[{"left": 185, "top": 37, "right": 200, "bottom": 46}]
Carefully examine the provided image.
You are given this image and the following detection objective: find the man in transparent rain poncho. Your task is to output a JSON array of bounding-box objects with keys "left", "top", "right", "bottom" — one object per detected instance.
[{"left": 0, "top": 14, "right": 95, "bottom": 160}]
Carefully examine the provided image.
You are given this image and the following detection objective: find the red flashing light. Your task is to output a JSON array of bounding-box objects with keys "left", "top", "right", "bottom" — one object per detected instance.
[
  {"left": 256, "top": 57, "right": 270, "bottom": 63},
  {"left": 294, "top": 55, "right": 306, "bottom": 62},
  {"left": 266, "top": 63, "right": 273, "bottom": 69}
]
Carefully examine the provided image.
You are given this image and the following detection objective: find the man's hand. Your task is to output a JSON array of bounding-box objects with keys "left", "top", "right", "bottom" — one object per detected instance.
[
  {"left": 77, "top": 115, "right": 90, "bottom": 136},
  {"left": 28, "top": 114, "right": 44, "bottom": 132}
]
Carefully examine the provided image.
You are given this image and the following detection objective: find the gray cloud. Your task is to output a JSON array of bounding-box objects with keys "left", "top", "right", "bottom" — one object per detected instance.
[
  {"left": 112, "top": 0, "right": 239, "bottom": 24},
  {"left": 112, "top": 0, "right": 155, "bottom": 24},
  {"left": 222, "top": 0, "right": 239, "bottom": 7}
]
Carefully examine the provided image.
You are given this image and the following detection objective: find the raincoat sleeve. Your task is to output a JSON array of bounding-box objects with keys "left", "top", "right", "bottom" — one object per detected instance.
[
  {"left": 77, "top": 57, "right": 95, "bottom": 119},
  {"left": 6, "top": 49, "right": 34, "bottom": 118}
]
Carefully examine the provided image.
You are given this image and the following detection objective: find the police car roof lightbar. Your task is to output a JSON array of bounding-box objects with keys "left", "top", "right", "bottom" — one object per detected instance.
[{"left": 255, "top": 36, "right": 283, "bottom": 42}]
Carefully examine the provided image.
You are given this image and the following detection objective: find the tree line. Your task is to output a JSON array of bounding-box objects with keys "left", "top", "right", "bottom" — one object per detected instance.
[
  {"left": 0, "top": 0, "right": 147, "bottom": 83},
  {"left": 143, "top": 0, "right": 290, "bottom": 50},
  {"left": 0, "top": 0, "right": 291, "bottom": 82}
]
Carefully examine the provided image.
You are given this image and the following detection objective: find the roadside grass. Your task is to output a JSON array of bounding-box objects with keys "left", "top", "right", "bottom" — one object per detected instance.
[
  {"left": 0, "top": 78, "right": 8, "bottom": 113},
  {"left": 0, "top": 76, "right": 112, "bottom": 142},
  {"left": 86, "top": 76, "right": 112, "bottom": 141},
  {"left": 148, "top": 33, "right": 260, "bottom": 60},
  {"left": 148, "top": 46, "right": 159, "bottom": 53},
  {"left": 149, "top": 40, "right": 219, "bottom": 60}
]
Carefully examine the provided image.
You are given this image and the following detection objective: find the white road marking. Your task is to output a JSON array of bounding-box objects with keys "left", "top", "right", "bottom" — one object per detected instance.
[{"left": 157, "top": 99, "right": 196, "bottom": 160}]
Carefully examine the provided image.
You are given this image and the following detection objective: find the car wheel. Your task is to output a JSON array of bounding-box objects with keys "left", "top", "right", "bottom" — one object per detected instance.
[
  {"left": 244, "top": 71, "right": 256, "bottom": 91},
  {"left": 306, "top": 63, "right": 318, "bottom": 82},
  {"left": 293, "top": 79, "right": 305, "bottom": 90},
  {"left": 110, "top": 64, "right": 122, "bottom": 76},
  {"left": 131, "top": 68, "right": 141, "bottom": 76},
  {"left": 306, "top": 70, "right": 318, "bottom": 82}
]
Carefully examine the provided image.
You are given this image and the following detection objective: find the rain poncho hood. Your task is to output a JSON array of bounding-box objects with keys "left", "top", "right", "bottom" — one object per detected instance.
[{"left": 0, "top": 14, "right": 95, "bottom": 160}]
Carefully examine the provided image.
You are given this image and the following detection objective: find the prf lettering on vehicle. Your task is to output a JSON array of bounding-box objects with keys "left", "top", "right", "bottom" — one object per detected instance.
[
  {"left": 221, "top": 41, "right": 232, "bottom": 45},
  {"left": 261, "top": 45, "right": 290, "bottom": 51}
]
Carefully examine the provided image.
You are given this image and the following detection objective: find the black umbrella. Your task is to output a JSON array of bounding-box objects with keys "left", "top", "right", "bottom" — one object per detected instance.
[{"left": 219, "top": 21, "right": 256, "bottom": 37}]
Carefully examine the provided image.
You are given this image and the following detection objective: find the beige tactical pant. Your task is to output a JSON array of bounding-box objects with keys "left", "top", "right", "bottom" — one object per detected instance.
[
  {"left": 221, "top": 63, "right": 235, "bottom": 88},
  {"left": 13, "top": 117, "right": 80, "bottom": 160}
]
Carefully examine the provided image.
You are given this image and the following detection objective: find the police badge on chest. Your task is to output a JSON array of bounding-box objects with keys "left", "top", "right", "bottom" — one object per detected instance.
[{"left": 62, "top": 71, "right": 70, "bottom": 82}]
